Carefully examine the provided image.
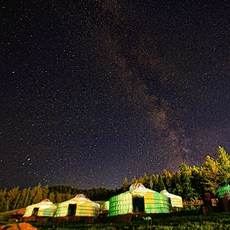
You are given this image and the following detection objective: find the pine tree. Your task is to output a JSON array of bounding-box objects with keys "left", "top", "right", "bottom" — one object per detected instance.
[
  {"left": 139, "top": 176, "right": 145, "bottom": 185},
  {"left": 32, "top": 184, "right": 43, "bottom": 203},
  {"left": 216, "top": 146, "right": 230, "bottom": 185},
  {"left": 179, "top": 163, "right": 195, "bottom": 200},
  {"left": 42, "top": 185, "right": 49, "bottom": 199},
  {"left": 48, "top": 192, "right": 55, "bottom": 203},
  {"left": 155, "top": 174, "right": 165, "bottom": 191},
  {"left": 8, "top": 187, "right": 20, "bottom": 210},
  {"left": 18, "top": 188, "right": 29, "bottom": 208},
  {"left": 24, "top": 187, "right": 31, "bottom": 207},
  {"left": 149, "top": 176, "right": 153, "bottom": 189},
  {"left": 143, "top": 172, "right": 149, "bottom": 187},
  {"left": 190, "top": 166, "right": 203, "bottom": 198},
  {"left": 122, "top": 177, "right": 129, "bottom": 192},
  {"left": 201, "top": 155, "right": 219, "bottom": 194},
  {"left": 0, "top": 189, "right": 7, "bottom": 212},
  {"left": 171, "top": 172, "right": 183, "bottom": 196},
  {"left": 131, "top": 176, "right": 138, "bottom": 184},
  {"left": 13, "top": 192, "right": 22, "bottom": 210},
  {"left": 162, "top": 169, "right": 172, "bottom": 191}
]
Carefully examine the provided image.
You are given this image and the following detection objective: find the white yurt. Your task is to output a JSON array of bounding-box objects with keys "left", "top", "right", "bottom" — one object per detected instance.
[
  {"left": 160, "top": 190, "right": 183, "bottom": 208},
  {"left": 54, "top": 194, "right": 100, "bottom": 222},
  {"left": 23, "top": 199, "right": 57, "bottom": 219}
]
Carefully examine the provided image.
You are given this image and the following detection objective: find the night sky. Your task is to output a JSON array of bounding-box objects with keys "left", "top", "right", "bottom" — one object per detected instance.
[{"left": 1, "top": 0, "right": 229, "bottom": 189}]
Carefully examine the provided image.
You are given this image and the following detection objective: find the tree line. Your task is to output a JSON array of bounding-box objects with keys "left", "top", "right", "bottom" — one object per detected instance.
[
  {"left": 0, "top": 146, "right": 229, "bottom": 212},
  {"left": 122, "top": 146, "right": 230, "bottom": 199}
]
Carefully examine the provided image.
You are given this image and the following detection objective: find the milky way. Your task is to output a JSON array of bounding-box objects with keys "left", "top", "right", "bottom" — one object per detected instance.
[{"left": 1, "top": 1, "right": 229, "bottom": 189}]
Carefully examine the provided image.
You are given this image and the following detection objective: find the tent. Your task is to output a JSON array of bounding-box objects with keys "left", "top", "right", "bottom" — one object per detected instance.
[
  {"left": 216, "top": 185, "right": 230, "bottom": 212},
  {"left": 108, "top": 183, "right": 170, "bottom": 218},
  {"left": 217, "top": 185, "right": 230, "bottom": 198},
  {"left": 23, "top": 199, "right": 57, "bottom": 218},
  {"left": 160, "top": 190, "right": 183, "bottom": 208},
  {"left": 101, "top": 200, "right": 110, "bottom": 212},
  {"left": 54, "top": 194, "right": 100, "bottom": 219}
]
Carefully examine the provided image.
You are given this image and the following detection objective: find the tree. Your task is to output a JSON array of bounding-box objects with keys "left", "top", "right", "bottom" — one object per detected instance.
[
  {"left": 171, "top": 172, "right": 183, "bottom": 196},
  {"left": 143, "top": 172, "right": 149, "bottom": 187},
  {"left": 7, "top": 187, "right": 20, "bottom": 210},
  {"left": 131, "top": 176, "right": 138, "bottom": 184},
  {"left": 17, "top": 188, "right": 30, "bottom": 208},
  {"left": 122, "top": 177, "right": 129, "bottom": 192},
  {"left": 149, "top": 176, "right": 153, "bottom": 189},
  {"left": 216, "top": 146, "right": 230, "bottom": 185},
  {"left": 13, "top": 192, "right": 22, "bottom": 210},
  {"left": 154, "top": 174, "right": 165, "bottom": 191},
  {"left": 162, "top": 169, "right": 172, "bottom": 191},
  {"left": 179, "top": 163, "right": 195, "bottom": 200},
  {"left": 24, "top": 187, "right": 32, "bottom": 207},
  {"left": 190, "top": 166, "right": 203, "bottom": 198},
  {"left": 42, "top": 185, "right": 49, "bottom": 199},
  {"left": 56, "top": 193, "right": 63, "bottom": 203},
  {"left": 32, "top": 184, "right": 43, "bottom": 203},
  {"left": 0, "top": 189, "right": 7, "bottom": 212},
  {"left": 139, "top": 176, "right": 145, "bottom": 185},
  {"left": 201, "top": 155, "right": 219, "bottom": 194},
  {"left": 48, "top": 192, "right": 55, "bottom": 203}
]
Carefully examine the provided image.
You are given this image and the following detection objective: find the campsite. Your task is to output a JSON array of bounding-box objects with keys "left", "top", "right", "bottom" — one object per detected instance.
[
  {"left": 0, "top": 183, "right": 230, "bottom": 229},
  {"left": 0, "top": 148, "right": 229, "bottom": 229}
]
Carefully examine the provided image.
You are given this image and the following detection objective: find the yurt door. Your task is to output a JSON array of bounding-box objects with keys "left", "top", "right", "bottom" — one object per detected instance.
[
  {"left": 68, "top": 204, "right": 77, "bottom": 216},
  {"left": 32, "top": 208, "right": 39, "bottom": 216},
  {"left": 133, "top": 196, "right": 145, "bottom": 213}
]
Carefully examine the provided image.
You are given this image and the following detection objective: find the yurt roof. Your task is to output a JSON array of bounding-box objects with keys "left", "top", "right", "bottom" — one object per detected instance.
[
  {"left": 160, "top": 190, "right": 182, "bottom": 198},
  {"left": 59, "top": 194, "right": 100, "bottom": 207},
  {"left": 128, "top": 183, "right": 159, "bottom": 195},
  {"left": 72, "top": 194, "right": 94, "bottom": 203},
  {"left": 39, "top": 199, "right": 54, "bottom": 204},
  {"left": 111, "top": 183, "right": 166, "bottom": 199},
  {"left": 27, "top": 199, "right": 56, "bottom": 208}
]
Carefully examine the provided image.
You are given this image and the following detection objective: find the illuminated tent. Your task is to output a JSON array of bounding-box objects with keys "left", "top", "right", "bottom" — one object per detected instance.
[
  {"left": 217, "top": 185, "right": 230, "bottom": 198},
  {"left": 101, "top": 201, "right": 110, "bottom": 212},
  {"left": 108, "top": 183, "right": 170, "bottom": 217},
  {"left": 23, "top": 199, "right": 57, "bottom": 218},
  {"left": 54, "top": 194, "right": 100, "bottom": 218},
  {"left": 160, "top": 190, "right": 183, "bottom": 208}
]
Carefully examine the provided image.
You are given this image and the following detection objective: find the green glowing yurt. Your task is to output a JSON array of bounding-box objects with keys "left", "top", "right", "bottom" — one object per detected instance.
[
  {"left": 108, "top": 183, "right": 170, "bottom": 217},
  {"left": 217, "top": 185, "right": 230, "bottom": 198},
  {"left": 23, "top": 199, "right": 57, "bottom": 218},
  {"left": 54, "top": 194, "right": 100, "bottom": 218},
  {"left": 160, "top": 190, "right": 183, "bottom": 208}
]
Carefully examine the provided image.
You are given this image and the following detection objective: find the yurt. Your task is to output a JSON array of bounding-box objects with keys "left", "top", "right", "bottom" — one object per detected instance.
[
  {"left": 160, "top": 190, "right": 183, "bottom": 208},
  {"left": 54, "top": 194, "right": 100, "bottom": 223},
  {"left": 22, "top": 199, "right": 57, "bottom": 221},
  {"left": 101, "top": 200, "right": 110, "bottom": 213},
  {"left": 108, "top": 183, "right": 170, "bottom": 222},
  {"left": 217, "top": 185, "right": 230, "bottom": 212},
  {"left": 217, "top": 185, "right": 230, "bottom": 198}
]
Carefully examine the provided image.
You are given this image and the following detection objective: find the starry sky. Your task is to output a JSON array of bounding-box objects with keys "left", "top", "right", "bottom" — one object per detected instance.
[{"left": 1, "top": 0, "right": 229, "bottom": 189}]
